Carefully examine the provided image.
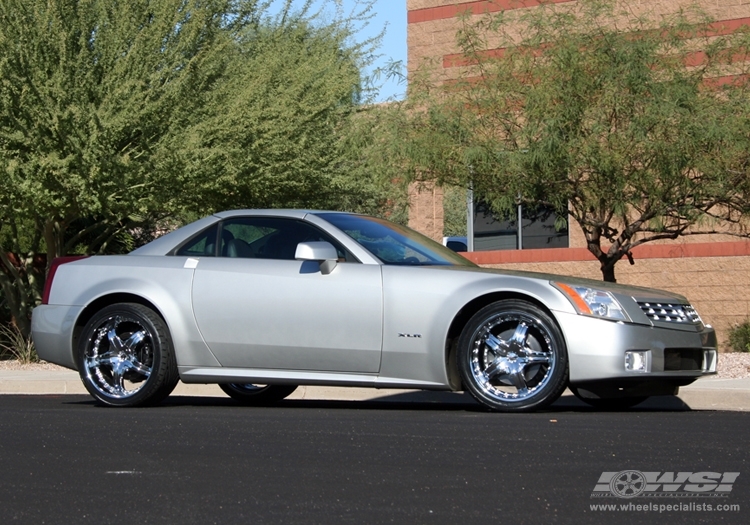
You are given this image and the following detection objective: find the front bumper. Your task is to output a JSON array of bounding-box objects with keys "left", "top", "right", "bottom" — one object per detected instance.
[{"left": 555, "top": 310, "right": 716, "bottom": 385}]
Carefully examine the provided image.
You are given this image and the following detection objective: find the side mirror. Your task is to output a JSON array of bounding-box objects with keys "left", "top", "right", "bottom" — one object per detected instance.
[{"left": 295, "top": 241, "right": 339, "bottom": 275}]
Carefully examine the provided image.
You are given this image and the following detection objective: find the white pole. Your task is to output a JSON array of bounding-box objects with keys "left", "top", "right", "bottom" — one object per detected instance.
[
  {"left": 467, "top": 185, "right": 474, "bottom": 252},
  {"left": 517, "top": 202, "right": 523, "bottom": 250}
]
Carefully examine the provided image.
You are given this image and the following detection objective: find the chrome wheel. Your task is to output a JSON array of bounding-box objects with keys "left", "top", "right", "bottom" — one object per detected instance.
[
  {"left": 83, "top": 315, "right": 153, "bottom": 398},
  {"left": 458, "top": 300, "right": 568, "bottom": 412},
  {"left": 77, "top": 303, "right": 178, "bottom": 406},
  {"left": 219, "top": 383, "right": 297, "bottom": 405},
  {"left": 470, "top": 313, "right": 555, "bottom": 401}
]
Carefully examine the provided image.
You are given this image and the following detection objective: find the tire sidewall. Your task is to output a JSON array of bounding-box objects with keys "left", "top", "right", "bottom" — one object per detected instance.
[{"left": 457, "top": 299, "right": 569, "bottom": 412}]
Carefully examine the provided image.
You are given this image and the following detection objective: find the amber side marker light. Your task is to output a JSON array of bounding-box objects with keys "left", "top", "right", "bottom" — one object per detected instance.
[
  {"left": 552, "top": 281, "right": 630, "bottom": 321},
  {"left": 554, "top": 282, "right": 593, "bottom": 315}
]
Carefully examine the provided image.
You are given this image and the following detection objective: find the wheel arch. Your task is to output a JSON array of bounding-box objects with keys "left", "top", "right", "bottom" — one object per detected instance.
[
  {"left": 444, "top": 291, "right": 564, "bottom": 389},
  {"left": 72, "top": 293, "right": 167, "bottom": 352}
]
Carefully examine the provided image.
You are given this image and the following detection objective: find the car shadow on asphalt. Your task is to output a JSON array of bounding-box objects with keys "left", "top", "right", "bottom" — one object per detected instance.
[{"left": 57, "top": 391, "right": 693, "bottom": 412}]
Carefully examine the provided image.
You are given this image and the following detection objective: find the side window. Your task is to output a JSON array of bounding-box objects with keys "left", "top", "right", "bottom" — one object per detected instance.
[
  {"left": 174, "top": 224, "right": 218, "bottom": 257},
  {"left": 219, "top": 217, "right": 356, "bottom": 261}
]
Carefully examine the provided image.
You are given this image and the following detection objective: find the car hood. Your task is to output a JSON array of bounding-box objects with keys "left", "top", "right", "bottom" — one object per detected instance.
[{"left": 430, "top": 264, "right": 689, "bottom": 303}]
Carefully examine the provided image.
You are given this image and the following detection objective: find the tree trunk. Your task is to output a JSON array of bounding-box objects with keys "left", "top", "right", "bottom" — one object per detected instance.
[
  {"left": 600, "top": 261, "right": 617, "bottom": 283},
  {"left": 44, "top": 220, "right": 62, "bottom": 272}
]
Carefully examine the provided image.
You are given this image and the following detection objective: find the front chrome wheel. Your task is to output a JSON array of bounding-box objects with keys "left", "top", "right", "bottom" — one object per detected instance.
[
  {"left": 458, "top": 300, "right": 568, "bottom": 412},
  {"left": 77, "top": 303, "right": 178, "bottom": 407}
]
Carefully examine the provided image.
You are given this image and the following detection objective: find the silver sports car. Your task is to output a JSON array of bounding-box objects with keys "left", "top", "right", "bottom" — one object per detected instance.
[{"left": 31, "top": 210, "right": 717, "bottom": 411}]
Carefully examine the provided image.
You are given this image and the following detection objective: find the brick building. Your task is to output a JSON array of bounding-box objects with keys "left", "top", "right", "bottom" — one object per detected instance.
[{"left": 405, "top": 0, "right": 750, "bottom": 349}]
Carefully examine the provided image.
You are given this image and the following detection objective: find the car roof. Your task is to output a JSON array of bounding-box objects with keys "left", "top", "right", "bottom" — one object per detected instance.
[
  {"left": 213, "top": 209, "right": 353, "bottom": 219},
  {"left": 130, "top": 210, "right": 358, "bottom": 256}
]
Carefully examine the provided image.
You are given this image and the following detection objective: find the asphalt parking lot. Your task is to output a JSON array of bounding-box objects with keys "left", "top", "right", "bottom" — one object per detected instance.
[{"left": 0, "top": 395, "right": 747, "bottom": 524}]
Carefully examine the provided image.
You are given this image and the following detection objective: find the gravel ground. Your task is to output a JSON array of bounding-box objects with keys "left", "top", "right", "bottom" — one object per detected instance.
[
  {"left": 0, "top": 360, "right": 69, "bottom": 371},
  {"left": 2, "top": 353, "right": 750, "bottom": 379},
  {"left": 713, "top": 352, "right": 750, "bottom": 379}
]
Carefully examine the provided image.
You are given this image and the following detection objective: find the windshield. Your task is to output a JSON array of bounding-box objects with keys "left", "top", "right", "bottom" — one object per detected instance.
[{"left": 316, "top": 213, "right": 476, "bottom": 267}]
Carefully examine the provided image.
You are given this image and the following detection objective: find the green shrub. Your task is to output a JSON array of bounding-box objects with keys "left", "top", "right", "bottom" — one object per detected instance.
[
  {"left": 727, "top": 321, "right": 750, "bottom": 353},
  {"left": 0, "top": 322, "right": 37, "bottom": 363}
]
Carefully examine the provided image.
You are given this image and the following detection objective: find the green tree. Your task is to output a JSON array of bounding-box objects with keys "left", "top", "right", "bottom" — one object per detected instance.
[
  {"left": 1, "top": 0, "right": 236, "bottom": 336},
  {"left": 398, "top": 0, "right": 750, "bottom": 282},
  {"left": 173, "top": 8, "right": 385, "bottom": 213},
  {"left": 0, "top": 0, "right": 391, "bottom": 338}
]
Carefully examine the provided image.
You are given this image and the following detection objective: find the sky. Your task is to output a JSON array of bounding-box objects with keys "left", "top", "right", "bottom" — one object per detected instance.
[
  {"left": 286, "top": 0, "right": 408, "bottom": 102},
  {"left": 346, "top": 0, "right": 408, "bottom": 101}
]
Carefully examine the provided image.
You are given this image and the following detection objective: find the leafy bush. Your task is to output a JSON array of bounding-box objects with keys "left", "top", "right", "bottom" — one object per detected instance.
[
  {"left": 0, "top": 322, "right": 37, "bottom": 363},
  {"left": 727, "top": 321, "right": 750, "bottom": 353}
]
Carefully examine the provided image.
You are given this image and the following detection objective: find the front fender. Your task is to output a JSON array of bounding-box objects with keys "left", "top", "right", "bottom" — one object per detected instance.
[{"left": 380, "top": 266, "right": 576, "bottom": 386}]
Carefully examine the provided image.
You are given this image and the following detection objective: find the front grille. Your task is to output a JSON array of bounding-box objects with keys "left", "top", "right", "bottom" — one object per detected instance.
[
  {"left": 664, "top": 348, "right": 704, "bottom": 371},
  {"left": 637, "top": 302, "right": 703, "bottom": 325}
]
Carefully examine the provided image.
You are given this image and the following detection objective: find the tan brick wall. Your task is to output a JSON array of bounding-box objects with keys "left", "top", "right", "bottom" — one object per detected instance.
[
  {"left": 408, "top": 182, "right": 445, "bottom": 241},
  {"left": 407, "top": 0, "right": 750, "bottom": 245},
  {"left": 569, "top": 222, "right": 587, "bottom": 248},
  {"left": 566, "top": 220, "right": 750, "bottom": 249},
  {"left": 407, "top": 1, "right": 750, "bottom": 76},
  {"left": 408, "top": 0, "right": 458, "bottom": 9},
  {"left": 408, "top": 17, "right": 468, "bottom": 72},
  {"left": 480, "top": 255, "right": 750, "bottom": 351},
  {"left": 407, "top": 2, "right": 750, "bottom": 349}
]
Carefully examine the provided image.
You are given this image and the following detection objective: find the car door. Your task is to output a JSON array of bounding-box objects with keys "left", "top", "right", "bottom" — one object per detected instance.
[{"left": 189, "top": 216, "right": 383, "bottom": 373}]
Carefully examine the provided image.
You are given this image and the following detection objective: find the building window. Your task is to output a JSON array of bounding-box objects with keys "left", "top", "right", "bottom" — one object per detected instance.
[{"left": 473, "top": 201, "right": 568, "bottom": 251}]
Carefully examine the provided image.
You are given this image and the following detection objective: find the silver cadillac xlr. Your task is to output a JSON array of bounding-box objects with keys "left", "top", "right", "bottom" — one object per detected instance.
[{"left": 31, "top": 210, "right": 717, "bottom": 411}]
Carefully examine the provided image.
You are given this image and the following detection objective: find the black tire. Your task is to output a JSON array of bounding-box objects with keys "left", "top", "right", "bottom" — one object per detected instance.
[
  {"left": 76, "top": 303, "right": 179, "bottom": 407},
  {"left": 569, "top": 386, "right": 648, "bottom": 410},
  {"left": 457, "top": 299, "right": 568, "bottom": 412},
  {"left": 219, "top": 383, "right": 298, "bottom": 405}
]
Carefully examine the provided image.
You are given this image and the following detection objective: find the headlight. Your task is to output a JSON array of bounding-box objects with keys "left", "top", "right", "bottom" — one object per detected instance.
[{"left": 553, "top": 282, "right": 630, "bottom": 322}]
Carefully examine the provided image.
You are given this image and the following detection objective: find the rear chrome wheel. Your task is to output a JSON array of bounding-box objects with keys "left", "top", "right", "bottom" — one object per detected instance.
[
  {"left": 219, "top": 383, "right": 297, "bottom": 405},
  {"left": 76, "top": 303, "right": 178, "bottom": 407},
  {"left": 458, "top": 300, "right": 568, "bottom": 412}
]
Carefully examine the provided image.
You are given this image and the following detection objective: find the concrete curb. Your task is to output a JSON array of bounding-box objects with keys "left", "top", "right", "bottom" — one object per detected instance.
[{"left": 1, "top": 370, "right": 748, "bottom": 411}]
